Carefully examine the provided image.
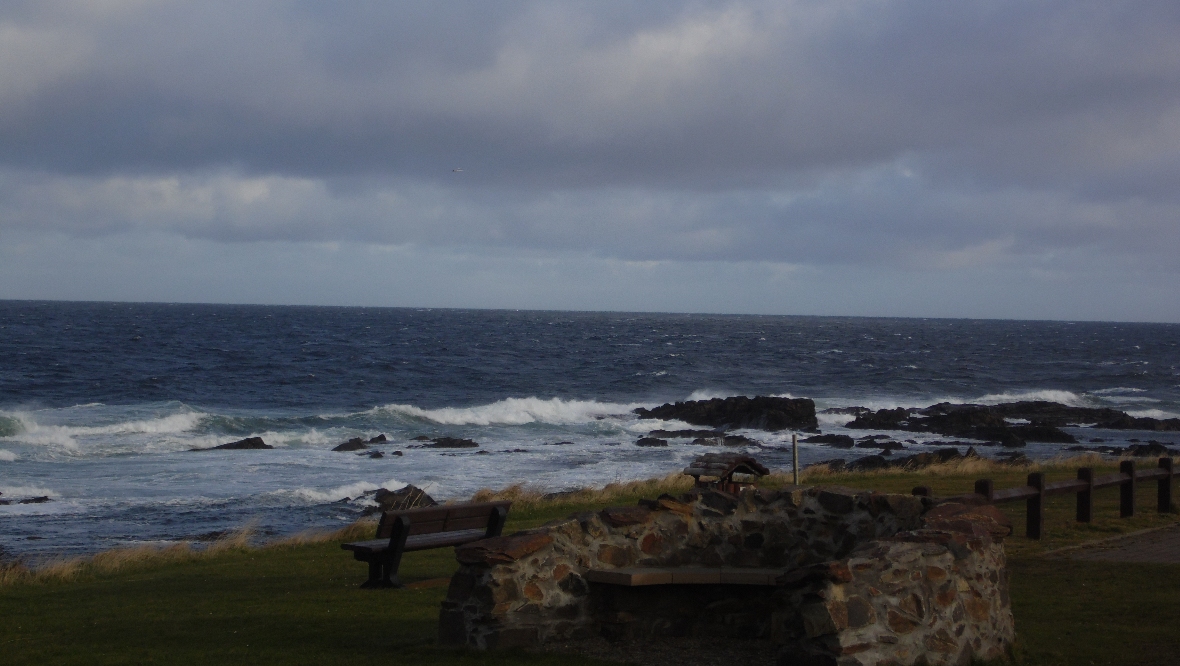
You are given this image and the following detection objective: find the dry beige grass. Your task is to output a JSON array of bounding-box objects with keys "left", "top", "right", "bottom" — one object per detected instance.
[
  {"left": 0, "top": 524, "right": 258, "bottom": 587},
  {"left": 0, "top": 453, "right": 1135, "bottom": 588},
  {"left": 793, "top": 452, "right": 1111, "bottom": 482}
]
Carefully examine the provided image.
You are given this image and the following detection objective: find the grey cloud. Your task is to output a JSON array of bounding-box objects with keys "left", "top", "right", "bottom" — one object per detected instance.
[
  {"left": 0, "top": 0, "right": 1178, "bottom": 317},
  {"left": 0, "top": 1, "right": 1177, "bottom": 195}
]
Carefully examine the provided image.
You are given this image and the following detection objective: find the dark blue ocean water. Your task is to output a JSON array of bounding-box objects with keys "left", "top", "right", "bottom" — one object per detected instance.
[{"left": 2, "top": 300, "right": 1179, "bottom": 558}]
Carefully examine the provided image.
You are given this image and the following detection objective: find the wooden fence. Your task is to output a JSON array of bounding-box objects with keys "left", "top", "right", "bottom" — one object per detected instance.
[{"left": 911, "top": 457, "right": 1176, "bottom": 539}]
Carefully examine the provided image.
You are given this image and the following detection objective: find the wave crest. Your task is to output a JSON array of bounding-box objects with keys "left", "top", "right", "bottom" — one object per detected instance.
[
  {"left": 374, "top": 397, "right": 641, "bottom": 426},
  {"left": 974, "top": 390, "right": 1089, "bottom": 407}
]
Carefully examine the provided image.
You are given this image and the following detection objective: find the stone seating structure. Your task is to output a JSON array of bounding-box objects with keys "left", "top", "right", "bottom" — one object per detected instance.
[{"left": 438, "top": 485, "right": 1016, "bottom": 666}]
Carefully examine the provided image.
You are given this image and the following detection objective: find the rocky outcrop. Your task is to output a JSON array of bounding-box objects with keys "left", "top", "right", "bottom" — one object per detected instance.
[
  {"left": 635, "top": 396, "right": 819, "bottom": 431},
  {"left": 635, "top": 437, "right": 669, "bottom": 447},
  {"left": 838, "top": 447, "right": 980, "bottom": 472},
  {"left": 438, "top": 485, "right": 1015, "bottom": 665},
  {"left": 191, "top": 436, "right": 271, "bottom": 451},
  {"left": 419, "top": 437, "right": 480, "bottom": 449},
  {"left": 648, "top": 429, "right": 726, "bottom": 439},
  {"left": 333, "top": 438, "right": 369, "bottom": 452},
  {"left": 843, "top": 400, "right": 1180, "bottom": 446},
  {"left": 361, "top": 484, "right": 437, "bottom": 516},
  {"left": 803, "top": 434, "right": 856, "bottom": 448}
]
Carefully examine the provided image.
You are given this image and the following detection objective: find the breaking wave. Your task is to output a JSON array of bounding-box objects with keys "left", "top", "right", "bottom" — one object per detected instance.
[
  {"left": 1, "top": 410, "right": 207, "bottom": 449},
  {"left": 373, "top": 397, "right": 642, "bottom": 426},
  {"left": 973, "top": 390, "right": 1090, "bottom": 407}
]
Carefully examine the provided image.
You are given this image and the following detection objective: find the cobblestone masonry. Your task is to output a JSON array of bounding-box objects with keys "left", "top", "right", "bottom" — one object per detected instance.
[{"left": 438, "top": 486, "right": 1015, "bottom": 666}]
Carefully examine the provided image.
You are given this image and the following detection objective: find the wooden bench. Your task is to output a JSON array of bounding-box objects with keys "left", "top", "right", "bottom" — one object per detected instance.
[
  {"left": 342, "top": 501, "right": 511, "bottom": 589},
  {"left": 587, "top": 567, "right": 784, "bottom": 586}
]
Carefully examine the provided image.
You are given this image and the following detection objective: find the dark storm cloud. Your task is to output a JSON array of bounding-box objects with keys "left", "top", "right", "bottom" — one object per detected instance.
[{"left": 0, "top": 0, "right": 1177, "bottom": 285}]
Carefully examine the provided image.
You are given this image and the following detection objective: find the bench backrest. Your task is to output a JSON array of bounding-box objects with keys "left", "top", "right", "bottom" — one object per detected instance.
[{"left": 375, "top": 501, "right": 512, "bottom": 538}]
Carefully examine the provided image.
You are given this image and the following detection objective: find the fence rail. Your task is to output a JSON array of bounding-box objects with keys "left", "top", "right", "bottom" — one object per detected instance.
[{"left": 911, "top": 457, "right": 1176, "bottom": 539}]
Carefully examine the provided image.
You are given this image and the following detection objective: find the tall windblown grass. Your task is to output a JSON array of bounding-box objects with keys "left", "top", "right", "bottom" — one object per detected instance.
[{"left": 469, "top": 472, "right": 696, "bottom": 510}]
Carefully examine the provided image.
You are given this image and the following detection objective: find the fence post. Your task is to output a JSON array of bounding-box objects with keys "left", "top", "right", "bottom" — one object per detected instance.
[
  {"left": 974, "top": 479, "right": 994, "bottom": 502},
  {"left": 1077, "top": 468, "right": 1093, "bottom": 523},
  {"left": 912, "top": 486, "right": 932, "bottom": 498},
  {"left": 1120, "top": 460, "right": 1136, "bottom": 518},
  {"left": 1027, "top": 472, "right": 1045, "bottom": 540},
  {"left": 1159, "top": 457, "right": 1174, "bottom": 514}
]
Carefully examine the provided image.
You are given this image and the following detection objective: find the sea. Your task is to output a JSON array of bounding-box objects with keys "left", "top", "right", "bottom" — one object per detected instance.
[{"left": 2, "top": 301, "right": 1179, "bottom": 560}]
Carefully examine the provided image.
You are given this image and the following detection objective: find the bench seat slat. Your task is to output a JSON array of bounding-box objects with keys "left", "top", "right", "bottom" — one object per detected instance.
[{"left": 342, "top": 528, "right": 490, "bottom": 555}]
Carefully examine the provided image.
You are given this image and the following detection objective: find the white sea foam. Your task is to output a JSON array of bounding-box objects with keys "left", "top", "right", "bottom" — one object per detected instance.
[
  {"left": 1092, "top": 387, "right": 1147, "bottom": 395},
  {"left": 973, "top": 390, "right": 1089, "bottom": 407},
  {"left": 817, "top": 412, "right": 857, "bottom": 427},
  {"left": 279, "top": 477, "right": 408, "bottom": 504},
  {"left": 0, "top": 484, "right": 57, "bottom": 498},
  {"left": 0, "top": 449, "right": 17, "bottom": 461},
  {"left": 686, "top": 389, "right": 737, "bottom": 401},
  {"left": 375, "top": 397, "right": 641, "bottom": 426},
  {"left": 1, "top": 410, "right": 207, "bottom": 449},
  {"left": 1126, "top": 409, "right": 1180, "bottom": 420}
]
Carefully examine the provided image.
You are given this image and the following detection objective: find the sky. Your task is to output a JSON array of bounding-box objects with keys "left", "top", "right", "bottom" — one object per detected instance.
[{"left": 0, "top": 1, "right": 1178, "bottom": 321}]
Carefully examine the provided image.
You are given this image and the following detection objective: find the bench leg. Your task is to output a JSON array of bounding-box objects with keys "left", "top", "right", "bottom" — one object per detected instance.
[
  {"left": 380, "top": 550, "right": 405, "bottom": 589},
  {"left": 359, "top": 559, "right": 384, "bottom": 589}
]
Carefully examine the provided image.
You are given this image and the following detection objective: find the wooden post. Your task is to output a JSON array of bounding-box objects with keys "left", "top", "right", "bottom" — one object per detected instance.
[
  {"left": 1120, "top": 460, "right": 1136, "bottom": 518},
  {"left": 912, "top": 486, "right": 931, "bottom": 498},
  {"left": 792, "top": 433, "right": 800, "bottom": 486},
  {"left": 974, "top": 479, "right": 994, "bottom": 502},
  {"left": 1159, "top": 458, "right": 1174, "bottom": 514},
  {"left": 1077, "top": 467, "right": 1093, "bottom": 523},
  {"left": 1026, "top": 472, "right": 1045, "bottom": 540}
]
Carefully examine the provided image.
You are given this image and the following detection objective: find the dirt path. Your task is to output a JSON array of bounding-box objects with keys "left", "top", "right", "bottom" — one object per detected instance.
[{"left": 1047, "top": 523, "right": 1180, "bottom": 564}]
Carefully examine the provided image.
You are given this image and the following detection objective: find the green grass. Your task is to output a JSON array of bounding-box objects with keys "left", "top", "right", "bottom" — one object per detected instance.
[{"left": 3, "top": 465, "right": 1179, "bottom": 664}]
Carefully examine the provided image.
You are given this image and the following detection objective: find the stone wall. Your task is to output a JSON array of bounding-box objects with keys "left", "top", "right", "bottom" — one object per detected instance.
[{"left": 438, "top": 486, "right": 1015, "bottom": 666}]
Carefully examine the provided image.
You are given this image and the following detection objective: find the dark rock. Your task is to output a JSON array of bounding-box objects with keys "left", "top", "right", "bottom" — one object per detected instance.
[
  {"left": 855, "top": 440, "right": 905, "bottom": 451},
  {"left": 634, "top": 395, "right": 818, "bottom": 431},
  {"left": 802, "top": 434, "right": 855, "bottom": 448},
  {"left": 1126, "top": 442, "right": 1177, "bottom": 457},
  {"left": 635, "top": 437, "right": 669, "bottom": 447},
  {"left": 192, "top": 436, "right": 271, "bottom": 451},
  {"left": 722, "top": 434, "right": 760, "bottom": 447},
  {"left": 363, "top": 483, "right": 437, "bottom": 516},
  {"left": 690, "top": 437, "right": 724, "bottom": 446},
  {"left": 411, "top": 435, "right": 432, "bottom": 441},
  {"left": 543, "top": 441, "right": 575, "bottom": 446},
  {"left": 392, "top": 450, "right": 404, "bottom": 456},
  {"left": 333, "top": 438, "right": 368, "bottom": 452},
  {"left": 424, "top": 437, "right": 479, "bottom": 448},
  {"left": 368, "top": 434, "right": 387, "bottom": 443},
  {"left": 648, "top": 429, "right": 725, "bottom": 439},
  {"left": 18, "top": 496, "right": 51, "bottom": 504},
  {"left": 366, "top": 451, "right": 384, "bottom": 459},
  {"left": 476, "top": 450, "right": 490, "bottom": 455},
  {"left": 846, "top": 447, "right": 976, "bottom": 472}
]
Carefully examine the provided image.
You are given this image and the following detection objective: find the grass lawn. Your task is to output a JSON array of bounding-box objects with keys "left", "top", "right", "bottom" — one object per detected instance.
[{"left": 3, "top": 463, "right": 1178, "bottom": 665}]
